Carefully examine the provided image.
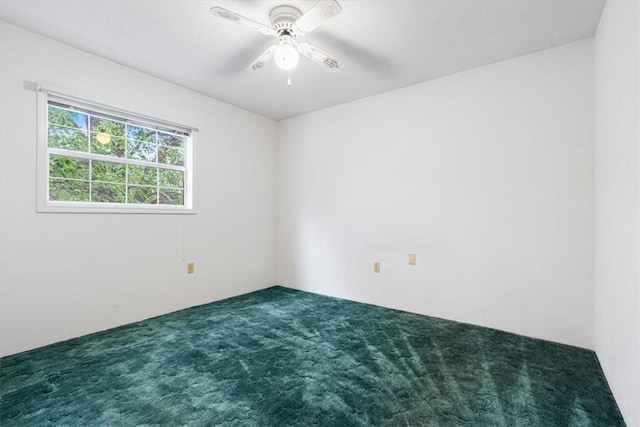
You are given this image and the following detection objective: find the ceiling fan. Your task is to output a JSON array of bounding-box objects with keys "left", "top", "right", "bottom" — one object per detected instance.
[{"left": 210, "top": 0, "right": 344, "bottom": 76}]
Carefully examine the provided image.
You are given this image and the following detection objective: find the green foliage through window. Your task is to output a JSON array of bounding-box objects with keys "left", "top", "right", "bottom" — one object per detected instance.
[{"left": 46, "top": 102, "right": 190, "bottom": 208}]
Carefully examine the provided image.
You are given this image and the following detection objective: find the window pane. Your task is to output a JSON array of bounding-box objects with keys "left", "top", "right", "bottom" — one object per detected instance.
[
  {"left": 49, "top": 178, "right": 90, "bottom": 202},
  {"left": 128, "top": 139, "right": 157, "bottom": 162},
  {"left": 128, "top": 185, "right": 157, "bottom": 204},
  {"left": 91, "top": 134, "right": 125, "bottom": 158},
  {"left": 158, "top": 146, "right": 184, "bottom": 166},
  {"left": 128, "top": 165, "right": 157, "bottom": 186},
  {"left": 127, "top": 124, "right": 156, "bottom": 143},
  {"left": 90, "top": 116, "right": 125, "bottom": 137},
  {"left": 49, "top": 155, "right": 90, "bottom": 180},
  {"left": 48, "top": 106, "right": 88, "bottom": 130},
  {"left": 92, "top": 182, "right": 126, "bottom": 203},
  {"left": 45, "top": 99, "right": 191, "bottom": 210},
  {"left": 159, "top": 188, "right": 184, "bottom": 205},
  {"left": 48, "top": 125, "right": 88, "bottom": 152},
  {"left": 158, "top": 132, "right": 184, "bottom": 148},
  {"left": 92, "top": 160, "right": 125, "bottom": 184},
  {"left": 159, "top": 169, "right": 184, "bottom": 189}
]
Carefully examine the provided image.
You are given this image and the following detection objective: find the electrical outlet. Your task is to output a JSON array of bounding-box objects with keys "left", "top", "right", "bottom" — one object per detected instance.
[
  {"left": 187, "top": 262, "right": 195, "bottom": 274},
  {"left": 408, "top": 253, "right": 416, "bottom": 265},
  {"left": 373, "top": 262, "right": 381, "bottom": 273}
]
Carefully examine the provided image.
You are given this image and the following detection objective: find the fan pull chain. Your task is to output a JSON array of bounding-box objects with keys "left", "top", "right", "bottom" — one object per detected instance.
[{"left": 287, "top": 70, "right": 292, "bottom": 86}]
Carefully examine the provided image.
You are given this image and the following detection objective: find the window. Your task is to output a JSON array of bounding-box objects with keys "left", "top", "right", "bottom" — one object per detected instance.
[{"left": 38, "top": 91, "right": 195, "bottom": 213}]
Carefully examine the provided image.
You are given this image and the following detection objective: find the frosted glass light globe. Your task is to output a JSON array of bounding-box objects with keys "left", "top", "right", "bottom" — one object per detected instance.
[
  {"left": 96, "top": 132, "right": 112, "bottom": 144},
  {"left": 275, "top": 43, "right": 299, "bottom": 71}
]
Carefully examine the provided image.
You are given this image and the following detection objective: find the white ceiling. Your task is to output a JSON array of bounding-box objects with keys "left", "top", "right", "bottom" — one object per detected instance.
[{"left": 0, "top": 0, "right": 605, "bottom": 120}]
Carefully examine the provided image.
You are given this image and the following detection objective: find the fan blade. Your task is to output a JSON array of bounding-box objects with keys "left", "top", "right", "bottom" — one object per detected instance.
[
  {"left": 293, "top": 0, "right": 342, "bottom": 35},
  {"left": 247, "top": 45, "right": 277, "bottom": 71},
  {"left": 210, "top": 7, "right": 273, "bottom": 35},
  {"left": 297, "top": 43, "right": 343, "bottom": 71}
]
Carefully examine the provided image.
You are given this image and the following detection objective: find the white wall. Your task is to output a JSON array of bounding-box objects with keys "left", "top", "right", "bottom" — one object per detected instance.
[
  {"left": 594, "top": 1, "right": 640, "bottom": 425},
  {"left": 277, "top": 39, "right": 595, "bottom": 349},
  {"left": 0, "top": 22, "right": 278, "bottom": 357}
]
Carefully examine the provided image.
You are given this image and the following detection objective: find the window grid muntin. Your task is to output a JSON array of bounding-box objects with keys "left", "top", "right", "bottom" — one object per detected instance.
[
  {"left": 47, "top": 102, "right": 189, "bottom": 208},
  {"left": 49, "top": 101, "right": 190, "bottom": 136}
]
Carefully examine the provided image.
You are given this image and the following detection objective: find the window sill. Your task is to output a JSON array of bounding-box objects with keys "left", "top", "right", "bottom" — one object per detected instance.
[{"left": 37, "top": 204, "right": 196, "bottom": 215}]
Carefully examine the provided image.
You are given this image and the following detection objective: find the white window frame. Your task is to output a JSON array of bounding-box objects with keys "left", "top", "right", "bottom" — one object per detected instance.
[{"left": 37, "top": 89, "right": 196, "bottom": 214}]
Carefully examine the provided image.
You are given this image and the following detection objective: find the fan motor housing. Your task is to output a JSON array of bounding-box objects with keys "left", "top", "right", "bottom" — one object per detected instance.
[{"left": 270, "top": 5, "right": 302, "bottom": 37}]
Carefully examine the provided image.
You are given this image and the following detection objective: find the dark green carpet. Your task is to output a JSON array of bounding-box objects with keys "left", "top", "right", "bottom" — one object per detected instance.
[{"left": 0, "top": 286, "right": 624, "bottom": 426}]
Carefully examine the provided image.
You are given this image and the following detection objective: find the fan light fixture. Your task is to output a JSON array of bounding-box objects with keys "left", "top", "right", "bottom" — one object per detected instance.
[
  {"left": 275, "top": 43, "right": 299, "bottom": 70},
  {"left": 209, "top": 0, "right": 344, "bottom": 81}
]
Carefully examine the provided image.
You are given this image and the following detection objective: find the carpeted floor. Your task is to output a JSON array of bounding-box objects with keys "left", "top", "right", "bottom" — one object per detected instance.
[{"left": 0, "top": 286, "right": 625, "bottom": 426}]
